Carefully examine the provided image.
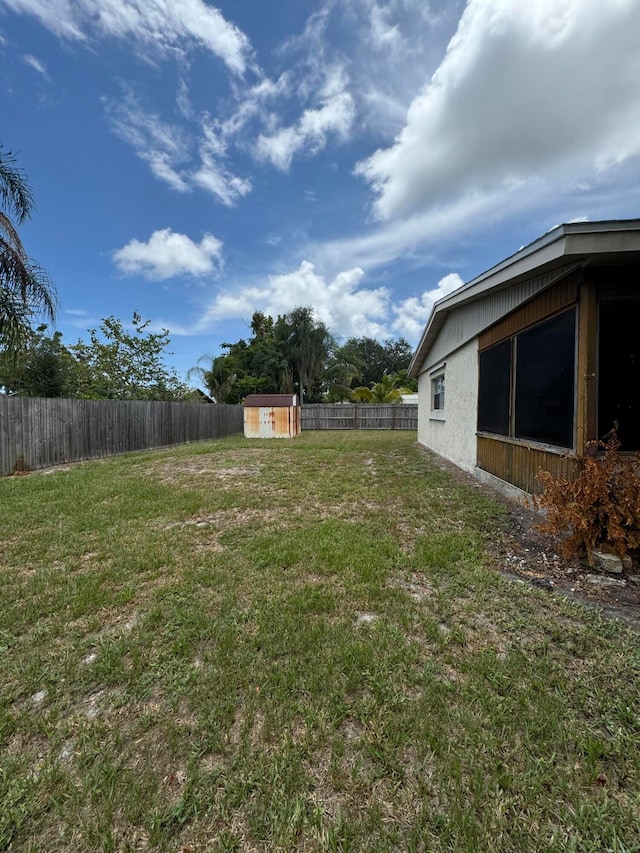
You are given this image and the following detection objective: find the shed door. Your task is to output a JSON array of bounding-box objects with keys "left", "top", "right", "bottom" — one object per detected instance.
[{"left": 259, "top": 407, "right": 276, "bottom": 436}]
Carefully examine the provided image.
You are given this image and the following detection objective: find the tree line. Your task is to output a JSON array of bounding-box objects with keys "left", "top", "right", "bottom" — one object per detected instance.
[
  {"left": 190, "top": 307, "right": 416, "bottom": 404},
  {"left": 0, "top": 314, "right": 197, "bottom": 400}
]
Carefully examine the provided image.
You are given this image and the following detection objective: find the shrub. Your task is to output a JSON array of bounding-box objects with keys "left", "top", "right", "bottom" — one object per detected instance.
[{"left": 534, "top": 425, "right": 640, "bottom": 564}]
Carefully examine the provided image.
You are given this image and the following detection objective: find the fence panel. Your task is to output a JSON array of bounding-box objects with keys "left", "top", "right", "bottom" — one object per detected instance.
[
  {"left": 0, "top": 398, "right": 244, "bottom": 476},
  {"left": 301, "top": 404, "right": 417, "bottom": 431}
]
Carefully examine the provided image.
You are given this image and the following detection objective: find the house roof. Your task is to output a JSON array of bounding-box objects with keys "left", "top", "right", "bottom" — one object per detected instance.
[
  {"left": 408, "top": 219, "right": 640, "bottom": 378},
  {"left": 242, "top": 394, "right": 299, "bottom": 407}
]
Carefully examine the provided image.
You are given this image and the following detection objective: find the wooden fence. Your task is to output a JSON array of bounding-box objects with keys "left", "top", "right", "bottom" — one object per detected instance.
[
  {"left": 0, "top": 397, "right": 244, "bottom": 476},
  {"left": 301, "top": 404, "right": 418, "bottom": 431}
]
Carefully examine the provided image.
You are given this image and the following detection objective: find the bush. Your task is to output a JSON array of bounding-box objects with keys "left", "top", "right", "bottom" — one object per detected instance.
[{"left": 534, "top": 426, "right": 640, "bottom": 564}]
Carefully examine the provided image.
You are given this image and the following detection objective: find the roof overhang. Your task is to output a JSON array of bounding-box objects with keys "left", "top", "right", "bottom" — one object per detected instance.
[{"left": 408, "top": 219, "right": 640, "bottom": 378}]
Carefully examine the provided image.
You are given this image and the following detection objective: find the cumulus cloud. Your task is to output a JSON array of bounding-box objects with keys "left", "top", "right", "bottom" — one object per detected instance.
[
  {"left": 198, "top": 260, "right": 390, "bottom": 339},
  {"left": 3, "top": 0, "right": 251, "bottom": 72},
  {"left": 192, "top": 262, "right": 467, "bottom": 344},
  {"left": 113, "top": 229, "right": 224, "bottom": 280},
  {"left": 358, "top": 0, "right": 640, "bottom": 220},
  {"left": 391, "top": 273, "right": 463, "bottom": 338}
]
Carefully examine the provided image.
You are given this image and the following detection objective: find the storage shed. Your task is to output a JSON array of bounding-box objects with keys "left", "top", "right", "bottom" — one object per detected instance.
[
  {"left": 408, "top": 219, "right": 640, "bottom": 498},
  {"left": 243, "top": 394, "right": 301, "bottom": 439}
]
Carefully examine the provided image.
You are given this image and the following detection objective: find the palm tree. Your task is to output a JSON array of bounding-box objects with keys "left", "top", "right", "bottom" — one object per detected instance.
[
  {"left": 283, "top": 307, "right": 331, "bottom": 403},
  {"left": 0, "top": 147, "right": 55, "bottom": 354},
  {"left": 352, "top": 373, "right": 412, "bottom": 404},
  {"left": 187, "top": 355, "right": 237, "bottom": 403},
  {"left": 325, "top": 357, "right": 361, "bottom": 402}
]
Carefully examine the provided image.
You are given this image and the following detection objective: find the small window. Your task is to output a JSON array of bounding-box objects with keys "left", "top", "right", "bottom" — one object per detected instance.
[{"left": 431, "top": 373, "right": 445, "bottom": 412}]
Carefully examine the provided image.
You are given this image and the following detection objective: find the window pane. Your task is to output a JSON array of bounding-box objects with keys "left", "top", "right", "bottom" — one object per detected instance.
[
  {"left": 598, "top": 300, "right": 640, "bottom": 450},
  {"left": 478, "top": 339, "right": 510, "bottom": 435},
  {"left": 514, "top": 308, "right": 575, "bottom": 448},
  {"left": 432, "top": 375, "right": 445, "bottom": 410}
]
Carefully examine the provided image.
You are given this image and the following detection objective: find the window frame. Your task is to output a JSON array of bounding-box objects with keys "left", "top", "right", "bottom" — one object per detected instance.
[
  {"left": 429, "top": 365, "right": 446, "bottom": 421},
  {"left": 477, "top": 307, "right": 577, "bottom": 451}
]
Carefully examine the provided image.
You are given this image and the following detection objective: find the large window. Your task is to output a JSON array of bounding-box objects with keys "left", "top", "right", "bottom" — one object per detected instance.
[
  {"left": 478, "top": 308, "right": 576, "bottom": 448},
  {"left": 598, "top": 300, "right": 640, "bottom": 450},
  {"left": 478, "top": 339, "right": 510, "bottom": 436}
]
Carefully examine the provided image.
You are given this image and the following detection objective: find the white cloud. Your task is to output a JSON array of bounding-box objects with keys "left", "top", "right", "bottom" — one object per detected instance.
[
  {"left": 113, "top": 229, "right": 224, "bottom": 280},
  {"left": 22, "top": 53, "right": 49, "bottom": 77},
  {"left": 4, "top": 0, "right": 251, "bottom": 72},
  {"left": 105, "top": 94, "right": 191, "bottom": 191},
  {"left": 255, "top": 67, "right": 355, "bottom": 170},
  {"left": 190, "top": 119, "right": 252, "bottom": 205},
  {"left": 192, "top": 154, "right": 252, "bottom": 206},
  {"left": 146, "top": 152, "right": 190, "bottom": 193},
  {"left": 192, "top": 261, "right": 466, "bottom": 344},
  {"left": 357, "top": 0, "right": 640, "bottom": 220},
  {"left": 391, "top": 272, "right": 463, "bottom": 338},
  {"left": 105, "top": 95, "right": 251, "bottom": 203},
  {"left": 198, "top": 260, "right": 390, "bottom": 339}
]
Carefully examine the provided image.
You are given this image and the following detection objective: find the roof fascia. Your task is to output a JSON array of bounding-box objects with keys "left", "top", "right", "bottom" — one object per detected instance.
[{"left": 408, "top": 220, "right": 640, "bottom": 378}]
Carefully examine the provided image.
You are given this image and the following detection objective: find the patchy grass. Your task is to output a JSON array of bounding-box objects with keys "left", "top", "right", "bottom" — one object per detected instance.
[{"left": 1, "top": 431, "right": 639, "bottom": 852}]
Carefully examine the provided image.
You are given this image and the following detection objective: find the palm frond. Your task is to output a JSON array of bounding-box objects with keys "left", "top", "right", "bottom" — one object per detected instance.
[{"left": 0, "top": 148, "right": 35, "bottom": 224}]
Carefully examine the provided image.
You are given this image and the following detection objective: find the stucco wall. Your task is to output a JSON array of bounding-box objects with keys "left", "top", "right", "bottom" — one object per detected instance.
[{"left": 417, "top": 337, "right": 478, "bottom": 473}]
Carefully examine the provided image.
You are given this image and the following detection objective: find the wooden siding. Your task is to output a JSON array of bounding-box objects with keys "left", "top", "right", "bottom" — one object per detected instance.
[
  {"left": 0, "top": 398, "right": 244, "bottom": 476},
  {"left": 479, "top": 271, "right": 580, "bottom": 350},
  {"left": 301, "top": 404, "right": 417, "bottom": 430},
  {"left": 576, "top": 279, "right": 597, "bottom": 455},
  {"left": 477, "top": 435, "right": 580, "bottom": 494}
]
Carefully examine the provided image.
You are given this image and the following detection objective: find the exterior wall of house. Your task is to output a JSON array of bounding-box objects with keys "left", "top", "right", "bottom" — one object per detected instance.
[
  {"left": 417, "top": 337, "right": 478, "bottom": 473},
  {"left": 412, "top": 223, "right": 640, "bottom": 495}
]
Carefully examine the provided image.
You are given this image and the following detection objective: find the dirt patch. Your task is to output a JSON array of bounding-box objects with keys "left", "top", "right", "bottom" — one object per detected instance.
[
  {"left": 424, "top": 448, "right": 640, "bottom": 629},
  {"left": 491, "top": 506, "right": 640, "bottom": 628}
]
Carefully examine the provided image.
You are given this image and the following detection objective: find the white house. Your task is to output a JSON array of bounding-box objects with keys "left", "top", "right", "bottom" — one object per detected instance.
[{"left": 408, "top": 220, "right": 640, "bottom": 498}]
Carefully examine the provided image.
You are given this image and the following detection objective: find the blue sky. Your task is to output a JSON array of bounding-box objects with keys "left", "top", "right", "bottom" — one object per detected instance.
[{"left": 1, "top": 0, "right": 640, "bottom": 381}]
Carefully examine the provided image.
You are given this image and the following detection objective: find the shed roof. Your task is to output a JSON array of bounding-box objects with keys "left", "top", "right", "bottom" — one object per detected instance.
[
  {"left": 243, "top": 394, "right": 299, "bottom": 407},
  {"left": 408, "top": 219, "right": 640, "bottom": 378}
]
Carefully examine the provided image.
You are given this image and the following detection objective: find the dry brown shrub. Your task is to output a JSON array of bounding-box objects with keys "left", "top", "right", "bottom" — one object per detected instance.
[{"left": 534, "top": 425, "right": 640, "bottom": 563}]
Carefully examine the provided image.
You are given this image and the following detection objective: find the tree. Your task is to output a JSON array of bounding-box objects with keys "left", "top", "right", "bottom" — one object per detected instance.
[
  {"left": 70, "top": 313, "right": 188, "bottom": 400},
  {"left": 187, "top": 355, "right": 237, "bottom": 403},
  {"left": 352, "top": 373, "right": 413, "bottom": 404},
  {"left": 0, "top": 147, "right": 56, "bottom": 355},
  {"left": 0, "top": 324, "right": 75, "bottom": 397},
  {"left": 192, "top": 311, "right": 412, "bottom": 404},
  {"left": 190, "top": 309, "right": 311, "bottom": 405},
  {"left": 335, "top": 336, "right": 414, "bottom": 389},
  {"left": 324, "top": 355, "right": 362, "bottom": 402},
  {"left": 276, "top": 306, "right": 332, "bottom": 403}
]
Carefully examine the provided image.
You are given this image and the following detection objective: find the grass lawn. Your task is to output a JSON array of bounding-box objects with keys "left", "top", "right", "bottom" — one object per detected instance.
[{"left": 1, "top": 431, "right": 639, "bottom": 852}]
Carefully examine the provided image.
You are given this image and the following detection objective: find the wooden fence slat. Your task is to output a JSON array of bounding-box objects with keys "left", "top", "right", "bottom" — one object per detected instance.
[
  {"left": 301, "top": 404, "right": 417, "bottom": 431},
  {"left": 0, "top": 399, "right": 243, "bottom": 476}
]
